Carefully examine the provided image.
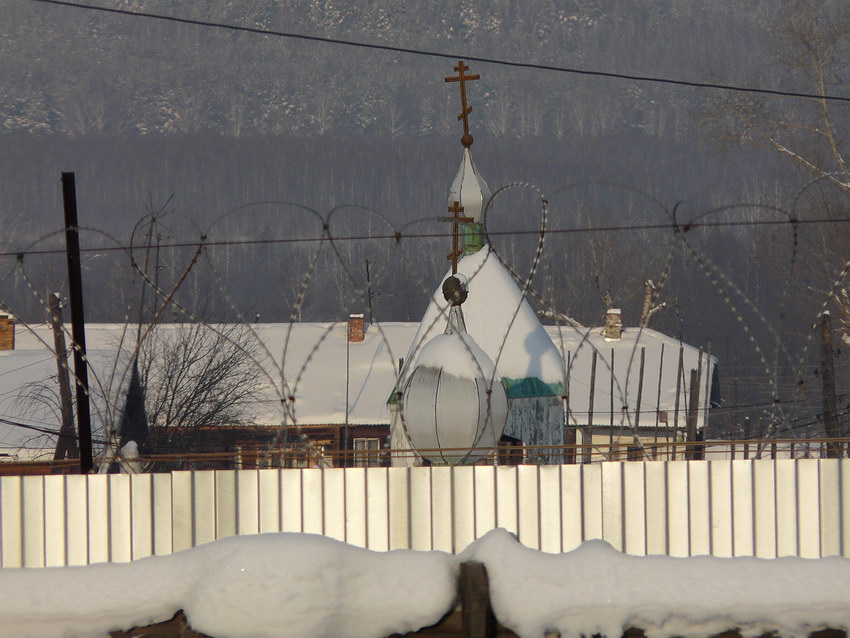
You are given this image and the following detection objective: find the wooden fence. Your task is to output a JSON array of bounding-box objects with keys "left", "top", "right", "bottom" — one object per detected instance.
[{"left": 1, "top": 459, "right": 848, "bottom": 568}]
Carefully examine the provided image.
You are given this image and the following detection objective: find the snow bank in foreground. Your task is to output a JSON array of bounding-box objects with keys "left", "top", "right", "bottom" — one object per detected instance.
[
  {"left": 2, "top": 528, "right": 850, "bottom": 638},
  {"left": 463, "top": 529, "right": 850, "bottom": 638},
  {"left": 0, "top": 533, "right": 457, "bottom": 638}
]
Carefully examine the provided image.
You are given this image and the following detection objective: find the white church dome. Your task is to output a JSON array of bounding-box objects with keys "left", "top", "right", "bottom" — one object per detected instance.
[{"left": 401, "top": 306, "right": 508, "bottom": 465}]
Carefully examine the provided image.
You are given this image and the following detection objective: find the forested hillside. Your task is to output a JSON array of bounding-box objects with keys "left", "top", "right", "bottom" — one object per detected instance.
[{"left": 2, "top": 1, "right": 848, "bottom": 437}]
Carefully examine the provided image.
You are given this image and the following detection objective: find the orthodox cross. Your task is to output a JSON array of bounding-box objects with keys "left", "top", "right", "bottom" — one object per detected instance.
[
  {"left": 444, "top": 61, "right": 480, "bottom": 148},
  {"left": 439, "top": 200, "right": 473, "bottom": 274}
]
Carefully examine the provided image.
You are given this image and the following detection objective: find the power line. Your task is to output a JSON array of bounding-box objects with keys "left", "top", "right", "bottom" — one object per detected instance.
[
  {"left": 25, "top": 0, "right": 850, "bottom": 105},
  {"left": 0, "top": 416, "right": 109, "bottom": 444},
  {"left": 2, "top": 215, "right": 849, "bottom": 260}
]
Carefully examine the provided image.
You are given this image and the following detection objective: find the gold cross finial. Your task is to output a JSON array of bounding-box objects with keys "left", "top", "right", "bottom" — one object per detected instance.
[
  {"left": 438, "top": 201, "right": 474, "bottom": 274},
  {"left": 444, "top": 61, "right": 480, "bottom": 148}
]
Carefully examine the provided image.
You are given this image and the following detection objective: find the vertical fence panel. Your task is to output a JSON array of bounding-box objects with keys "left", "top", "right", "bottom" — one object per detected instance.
[
  {"left": 409, "top": 467, "right": 432, "bottom": 550},
  {"left": 753, "top": 460, "right": 776, "bottom": 558},
  {"left": 152, "top": 473, "right": 173, "bottom": 556},
  {"left": 775, "top": 459, "right": 798, "bottom": 558},
  {"left": 622, "top": 462, "right": 645, "bottom": 556},
  {"left": 561, "top": 464, "right": 582, "bottom": 552},
  {"left": 452, "top": 467, "right": 475, "bottom": 552},
  {"left": 65, "top": 475, "right": 88, "bottom": 566},
  {"left": 109, "top": 475, "right": 132, "bottom": 563},
  {"left": 732, "top": 460, "right": 754, "bottom": 556},
  {"left": 388, "top": 467, "right": 410, "bottom": 550},
  {"left": 130, "top": 473, "right": 153, "bottom": 561},
  {"left": 431, "top": 467, "right": 453, "bottom": 552},
  {"left": 237, "top": 471, "right": 260, "bottom": 537},
  {"left": 43, "top": 475, "right": 66, "bottom": 566},
  {"left": 473, "top": 466, "right": 496, "bottom": 540},
  {"left": 22, "top": 476, "right": 45, "bottom": 567},
  {"left": 495, "top": 466, "right": 518, "bottom": 536},
  {"left": 581, "top": 464, "right": 602, "bottom": 541},
  {"left": 842, "top": 459, "right": 850, "bottom": 558},
  {"left": 344, "top": 468, "right": 367, "bottom": 547},
  {"left": 87, "top": 474, "right": 109, "bottom": 564},
  {"left": 819, "top": 459, "right": 842, "bottom": 557},
  {"left": 192, "top": 471, "right": 216, "bottom": 547},
  {"left": 709, "top": 461, "right": 733, "bottom": 557},
  {"left": 538, "top": 465, "right": 562, "bottom": 553},
  {"left": 517, "top": 465, "right": 540, "bottom": 550},
  {"left": 301, "top": 469, "right": 324, "bottom": 535},
  {"left": 688, "top": 462, "right": 710, "bottom": 556},
  {"left": 214, "top": 471, "right": 237, "bottom": 540},
  {"left": 797, "top": 459, "right": 821, "bottom": 558},
  {"left": 644, "top": 462, "right": 666, "bottom": 555},
  {"left": 258, "top": 469, "right": 281, "bottom": 534},
  {"left": 171, "top": 472, "right": 193, "bottom": 553},
  {"left": 601, "top": 462, "right": 623, "bottom": 551},
  {"left": 0, "top": 476, "right": 22, "bottom": 567},
  {"left": 365, "top": 468, "right": 389, "bottom": 551},
  {"left": 322, "top": 469, "right": 346, "bottom": 542},
  {"left": 667, "top": 462, "right": 689, "bottom": 557},
  {"left": 4, "top": 460, "right": 850, "bottom": 566},
  {"left": 280, "top": 469, "right": 303, "bottom": 533}
]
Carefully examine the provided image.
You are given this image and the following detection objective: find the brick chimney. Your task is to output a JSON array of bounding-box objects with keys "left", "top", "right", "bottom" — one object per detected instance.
[
  {"left": 348, "top": 314, "right": 365, "bottom": 343},
  {"left": 0, "top": 314, "right": 14, "bottom": 350},
  {"left": 603, "top": 308, "right": 622, "bottom": 341}
]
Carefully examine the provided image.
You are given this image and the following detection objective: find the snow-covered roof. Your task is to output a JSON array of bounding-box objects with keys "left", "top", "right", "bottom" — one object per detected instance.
[
  {"left": 0, "top": 322, "right": 415, "bottom": 460},
  {"left": 0, "top": 319, "right": 715, "bottom": 459},
  {"left": 545, "top": 324, "right": 717, "bottom": 430},
  {"left": 402, "top": 247, "right": 565, "bottom": 392},
  {"left": 448, "top": 147, "right": 491, "bottom": 222}
]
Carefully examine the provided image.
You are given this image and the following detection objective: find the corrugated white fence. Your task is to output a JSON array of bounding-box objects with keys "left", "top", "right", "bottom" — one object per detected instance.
[{"left": 1, "top": 459, "right": 847, "bottom": 568}]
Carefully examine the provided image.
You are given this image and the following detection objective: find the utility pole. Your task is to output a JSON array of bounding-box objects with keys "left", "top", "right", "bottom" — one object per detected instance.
[
  {"left": 49, "top": 293, "right": 78, "bottom": 460},
  {"left": 365, "top": 259, "right": 373, "bottom": 324},
  {"left": 62, "top": 172, "right": 94, "bottom": 473},
  {"left": 820, "top": 312, "right": 841, "bottom": 458}
]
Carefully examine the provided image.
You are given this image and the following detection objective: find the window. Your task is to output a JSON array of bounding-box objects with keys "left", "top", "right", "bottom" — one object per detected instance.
[{"left": 353, "top": 437, "right": 381, "bottom": 467}]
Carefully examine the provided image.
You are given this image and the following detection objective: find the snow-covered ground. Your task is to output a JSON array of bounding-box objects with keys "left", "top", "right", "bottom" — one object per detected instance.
[{"left": 1, "top": 528, "right": 848, "bottom": 638}]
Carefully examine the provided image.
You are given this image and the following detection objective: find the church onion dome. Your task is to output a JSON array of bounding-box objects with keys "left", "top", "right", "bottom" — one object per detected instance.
[
  {"left": 402, "top": 247, "right": 565, "bottom": 397},
  {"left": 401, "top": 304, "right": 508, "bottom": 465},
  {"left": 449, "top": 148, "right": 492, "bottom": 223}
]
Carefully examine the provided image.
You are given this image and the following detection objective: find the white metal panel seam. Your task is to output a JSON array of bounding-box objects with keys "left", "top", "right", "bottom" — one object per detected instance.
[
  {"left": 643, "top": 461, "right": 649, "bottom": 556},
  {"left": 63, "top": 476, "right": 69, "bottom": 566},
  {"left": 558, "top": 464, "right": 564, "bottom": 553},
  {"left": 707, "top": 461, "right": 714, "bottom": 556},
  {"left": 580, "top": 462, "right": 585, "bottom": 541},
  {"left": 795, "top": 459, "right": 800, "bottom": 557},
  {"left": 450, "top": 466, "right": 455, "bottom": 554},
  {"left": 536, "top": 465, "right": 541, "bottom": 550},
  {"left": 664, "top": 462, "right": 669, "bottom": 555},
  {"left": 773, "top": 459, "right": 779, "bottom": 558},
  {"left": 620, "top": 461, "right": 626, "bottom": 554},
  {"left": 106, "top": 475, "right": 112, "bottom": 562}
]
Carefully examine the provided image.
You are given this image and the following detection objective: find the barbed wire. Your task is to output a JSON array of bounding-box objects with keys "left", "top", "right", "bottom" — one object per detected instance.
[
  {"left": 1, "top": 179, "right": 849, "bottom": 466},
  {"left": 2, "top": 215, "right": 850, "bottom": 261}
]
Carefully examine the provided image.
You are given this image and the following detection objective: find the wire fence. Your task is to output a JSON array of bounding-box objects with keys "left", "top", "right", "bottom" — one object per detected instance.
[{"left": 1, "top": 170, "right": 849, "bottom": 468}]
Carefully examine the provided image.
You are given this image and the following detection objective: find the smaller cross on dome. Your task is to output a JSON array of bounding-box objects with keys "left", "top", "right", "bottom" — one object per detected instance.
[{"left": 438, "top": 201, "right": 474, "bottom": 274}]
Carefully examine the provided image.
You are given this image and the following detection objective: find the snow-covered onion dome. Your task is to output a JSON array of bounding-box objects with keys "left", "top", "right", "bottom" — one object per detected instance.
[
  {"left": 401, "top": 275, "right": 508, "bottom": 465},
  {"left": 449, "top": 147, "right": 492, "bottom": 223}
]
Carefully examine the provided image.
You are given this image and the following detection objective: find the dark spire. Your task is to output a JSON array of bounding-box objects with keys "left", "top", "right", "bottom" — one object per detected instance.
[{"left": 118, "top": 358, "right": 152, "bottom": 454}]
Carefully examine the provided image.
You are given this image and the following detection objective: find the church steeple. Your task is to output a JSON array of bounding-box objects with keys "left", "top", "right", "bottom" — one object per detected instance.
[{"left": 443, "top": 61, "right": 491, "bottom": 256}]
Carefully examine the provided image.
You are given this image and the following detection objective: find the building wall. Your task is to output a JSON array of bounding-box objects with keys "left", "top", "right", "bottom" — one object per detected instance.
[{"left": 504, "top": 396, "right": 564, "bottom": 462}]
